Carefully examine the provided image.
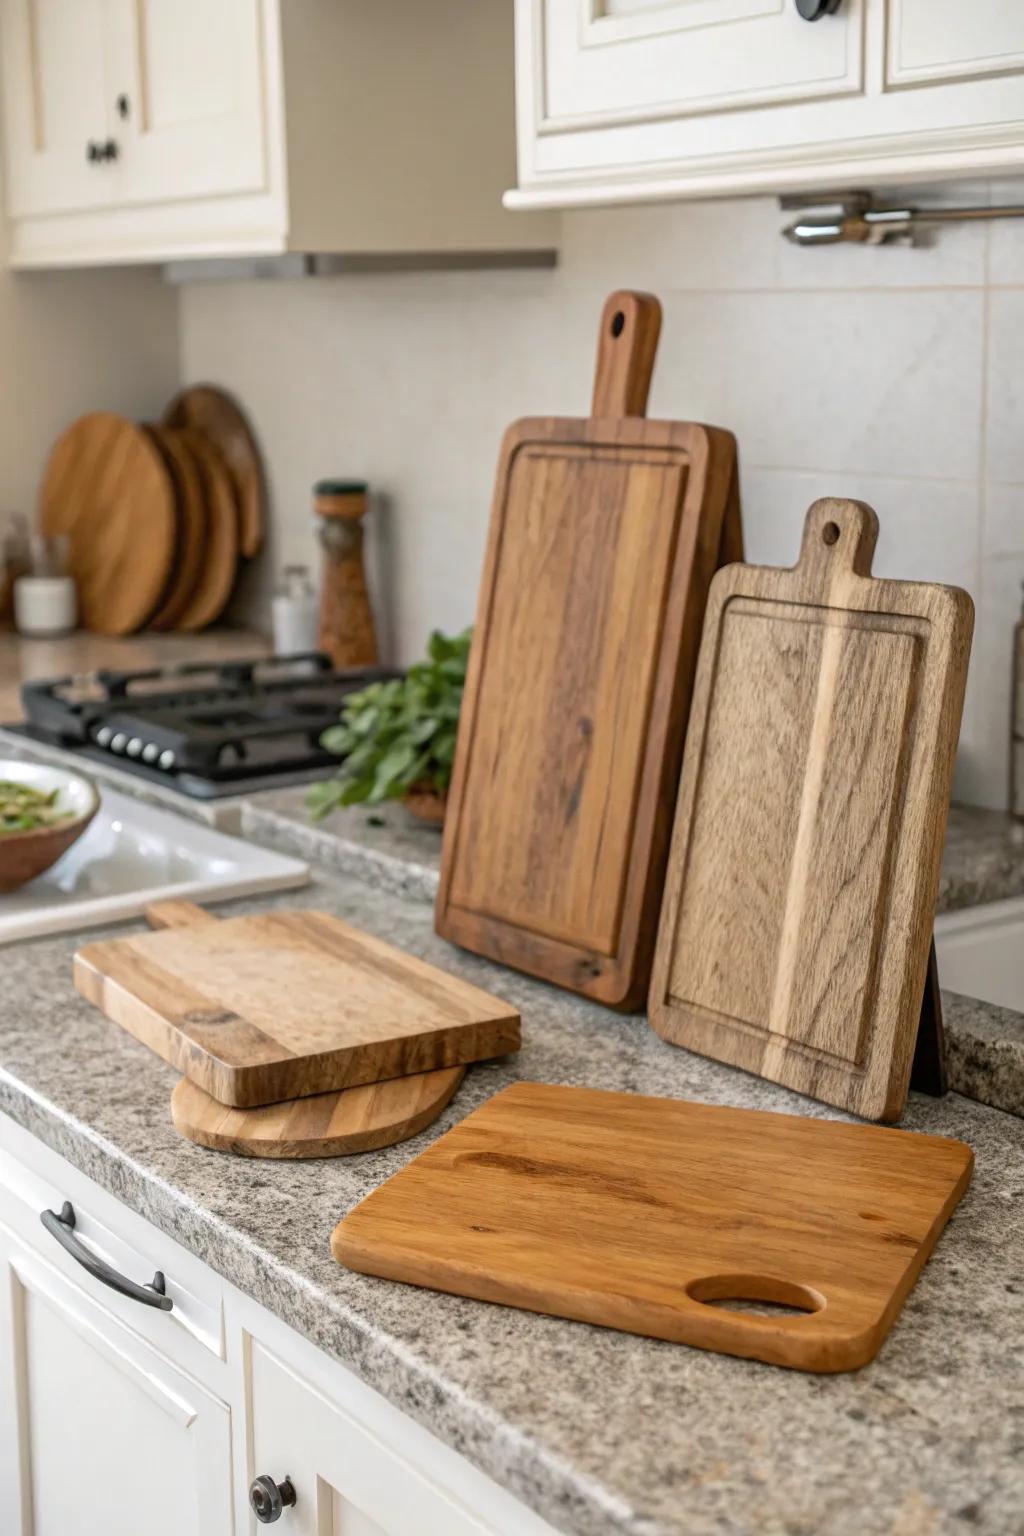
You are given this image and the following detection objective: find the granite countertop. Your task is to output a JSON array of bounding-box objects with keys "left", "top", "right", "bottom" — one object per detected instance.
[
  {"left": 244, "top": 790, "right": 1024, "bottom": 915},
  {"left": 2, "top": 862, "right": 1024, "bottom": 1536}
]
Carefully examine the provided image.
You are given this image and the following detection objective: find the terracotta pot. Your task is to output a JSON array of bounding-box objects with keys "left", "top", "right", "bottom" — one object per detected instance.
[{"left": 402, "top": 786, "right": 446, "bottom": 827}]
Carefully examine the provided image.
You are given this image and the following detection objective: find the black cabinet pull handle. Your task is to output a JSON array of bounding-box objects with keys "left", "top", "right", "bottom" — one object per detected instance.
[
  {"left": 40, "top": 1202, "right": 173, "bottom": 1311},
  {"left": 250, "top": 1475, "right": 297, "bottom": 1523},
  {"left": 795, "top": 0, "right": 841, "bottom": 16},
  {"left": 86, "top": 140, "right": 100, "bottom": 163}
]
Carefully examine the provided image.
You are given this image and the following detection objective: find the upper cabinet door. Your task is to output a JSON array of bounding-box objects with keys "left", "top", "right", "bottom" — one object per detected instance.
[
  {"left": 887, "top": 0, "right": 1024, "bottom": 86},
  {"left": 0, "top": 0, "right": 121, "bottom": 216},
  {"left": 536, "top": 0, "right": 862, "bottom": 131},
  {"left": 106, "top": 0, "right": 269, "bottom": 206}
]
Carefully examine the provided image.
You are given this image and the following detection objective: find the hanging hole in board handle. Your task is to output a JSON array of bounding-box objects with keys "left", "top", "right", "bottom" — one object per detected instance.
[
  {"left": 822, "top": 521, "right": 840, "bottom": 546},
  {"left": 610, "top": 310, "right": 626, "bottom": 338}
]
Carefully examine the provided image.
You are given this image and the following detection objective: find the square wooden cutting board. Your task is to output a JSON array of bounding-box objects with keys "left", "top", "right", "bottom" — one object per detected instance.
[
  {"left": 333, "top": 1082, "right": 974, "bottom": 1373},
  {"left": 75, "top": 906, "right": 520, "bottom": 1108}
]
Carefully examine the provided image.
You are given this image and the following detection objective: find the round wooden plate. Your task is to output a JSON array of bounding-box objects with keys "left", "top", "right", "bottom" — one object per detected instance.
[
  {"left": 171, "top": 1067, "right": 466, "bottom": 1159},
  {"left": 173, "top": 430, "right": 241, "bottom": 632},
  {"left": 144, "top": 426, "right": 209, "bottom": 631},
  {"left": 39, "top": 411, "right": 176, "bottom": 635},
  {"left": 162, "top": 384, "right": 265, "bottom": 558}
]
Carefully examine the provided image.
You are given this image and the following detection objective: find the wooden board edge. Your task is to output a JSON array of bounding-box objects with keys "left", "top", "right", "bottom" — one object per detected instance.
[{"left": 171, "top": 1066, "right": 466, "bottom": 1160}]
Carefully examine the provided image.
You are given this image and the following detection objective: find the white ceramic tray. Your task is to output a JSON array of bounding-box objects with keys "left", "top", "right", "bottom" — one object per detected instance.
[{"left": 0, "top": 786, "right": 308, "bottom": 944}]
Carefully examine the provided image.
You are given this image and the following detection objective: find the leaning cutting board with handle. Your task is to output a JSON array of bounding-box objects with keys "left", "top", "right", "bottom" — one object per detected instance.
[
  {"left": 74, "top": 900, "right": 520, "bottom": 1108},
  {"left": 333, "top": 1082, "right": 973, "bottom": 1373},
  {"left": 649, "top": 498, "right": 974, "bottom": 1122},
  {"left": 436, "top": 290, "right": 741, "bottom": 1009}
]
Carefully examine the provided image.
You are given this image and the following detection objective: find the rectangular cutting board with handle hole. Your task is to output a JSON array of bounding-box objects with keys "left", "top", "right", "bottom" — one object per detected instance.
[
  {"left": 333, "top": 1082, "right": 973, "bottom": 1373},
  {"left": 74, "top": 900, "right": 520, "bottom": 1108},
  {"left": 649, "top": 497, "right": 974, "bottom": 1123},
  {"left": 435, "top": 289, "right": 741, "bottom": 1010}
]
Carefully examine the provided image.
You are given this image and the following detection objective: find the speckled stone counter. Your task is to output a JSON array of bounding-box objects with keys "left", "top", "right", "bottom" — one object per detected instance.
[
  {"left": 244, "top": 792, "right": 1024, "bottom": 916},
  {"left": 2, "top": 870, "right": 1023, "bottom": 1536}
]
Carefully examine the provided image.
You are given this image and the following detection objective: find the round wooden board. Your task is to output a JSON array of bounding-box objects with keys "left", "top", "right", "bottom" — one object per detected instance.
[
  {"left": 144, "top": 426, "right": 209, "bottom": 631},
  {"left": 170, "top": 428, "right": 240, "bottom": 632},
  {"left": 162, "top": 385, "right": 265, "bottom": 558},
  {"left": 39, "top": 411, "right": 177, "bottom": 635},
  {"left": 171, "top": 1066, "right": 466, "bottom": 1159}
]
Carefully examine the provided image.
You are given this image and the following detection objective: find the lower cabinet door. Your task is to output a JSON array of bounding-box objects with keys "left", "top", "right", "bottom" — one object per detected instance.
[
  {"left": 0, "top": 1220, "right": 233, "bottom": 1536},
  {"left": 250, "top": 1343, "right": 551, "bottom": 1536}
]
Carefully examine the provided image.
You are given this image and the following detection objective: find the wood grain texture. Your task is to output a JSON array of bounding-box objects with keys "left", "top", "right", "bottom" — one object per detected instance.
[
  {"left": 144, "top": 426, "right": 209, "bottom": 632},
  {"left": 172, "top": 432, "right": 241, "bottom": 633},
  {"left": 38, "top": 411, "right": 177, "bottom": 635},
  {"left": 74, "top": 906, "right": 520, "bottom": 1108},
  {"left": 649, "top": 498, "right": 975, "bottom": 1122},
  {"left": 436, "top": 290, "right": 739, "bottom": 1009},
  {"left": 171, "top": 1065, "right": 465, "bottom": 1159},
  {"left": 333, "top": 1081, "right": 973, "bottom": 1373},
  {"left": 162, "top": 385, "right": 264, "bottom": 558}
]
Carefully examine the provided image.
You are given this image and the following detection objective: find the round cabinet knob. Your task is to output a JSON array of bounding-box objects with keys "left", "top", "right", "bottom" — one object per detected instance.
[
  {"left": 795, "top": 0, "right": 841, "bottom": 16},
  {"left": 249, "top": 1476, "right": 297, "bottom": 1524}
]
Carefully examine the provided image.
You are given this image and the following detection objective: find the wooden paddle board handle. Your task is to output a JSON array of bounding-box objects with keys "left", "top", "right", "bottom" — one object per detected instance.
[
  {"left": 590, "top": 290, "right": 662, "bottom": 420},
  {"left": 144, "top": 900, "right": 218, "bottom": 930}
]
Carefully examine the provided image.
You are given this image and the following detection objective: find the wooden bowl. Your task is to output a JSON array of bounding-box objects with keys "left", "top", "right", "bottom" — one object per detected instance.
[{"left": 0, "top": 760, "right": 100, "bottom": 892}]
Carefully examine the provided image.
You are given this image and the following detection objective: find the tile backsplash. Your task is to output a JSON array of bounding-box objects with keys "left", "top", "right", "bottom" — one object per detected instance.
[{"left": 179, "top": 185, "right": 1024, "bottom": 811}]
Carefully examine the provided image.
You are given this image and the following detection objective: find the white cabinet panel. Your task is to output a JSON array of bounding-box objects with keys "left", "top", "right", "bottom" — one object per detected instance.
[
  {"left": 887, "top": 0, "right": 1024, "bottom": 87},
  {"left": 250, "top": 1343, "right": 557, "bottom": 1536},
  {"left": 0, "top": 0, "right": 120, "bottom": 216},
  {"left": 0, "top": 1222, "right": 233, "bottom": 1536},
  {"left": 108, "top": 0, "right": 268, "bottom": 205},
  {"left": 538, "top": 0, "right": 862, "bottom": 127},
  {"left": 934, "top": 897, "right": 1024, "bottom": 1013}
]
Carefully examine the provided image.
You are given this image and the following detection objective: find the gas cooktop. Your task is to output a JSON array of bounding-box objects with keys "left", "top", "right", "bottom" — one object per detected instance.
[{"left": 8, "top": 653, "right": 399, "bottom": 799}]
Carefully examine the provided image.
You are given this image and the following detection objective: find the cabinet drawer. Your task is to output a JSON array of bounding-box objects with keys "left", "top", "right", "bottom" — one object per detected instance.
[
  {"left": 536, "top": 0, "right": 863, "bottom": 129},
  {"left": 0, "top": 1223, "right": 233, "bottom": 1536},
  {"left": 0, "top": 1112, "right": 225, "bottom": 1371},
  {"left": 887, "top": 0, "right": 1024, "bottom": 87}
]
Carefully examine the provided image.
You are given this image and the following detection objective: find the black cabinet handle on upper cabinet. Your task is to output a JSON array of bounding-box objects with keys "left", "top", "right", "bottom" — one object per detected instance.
[
  {"left": 250, "top": 1476, "right": 297, "bottom": 1524},
  {"left": 795, "top": 0, "right": 841, "bottom": 17},
  {"left": 40, "top": 1202, "right": 173, "bottom": 1311}
]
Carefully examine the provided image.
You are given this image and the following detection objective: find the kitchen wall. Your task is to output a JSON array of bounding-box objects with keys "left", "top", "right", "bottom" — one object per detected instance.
[
  {"left": 179, "top": 185, "right": 1024, "bottom": 811},
  {"left": 0, "top": 214, "right": 179, "bottom": 517}
]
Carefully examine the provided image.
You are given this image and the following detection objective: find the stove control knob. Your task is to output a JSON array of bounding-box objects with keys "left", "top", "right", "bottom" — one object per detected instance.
[
  {"left": 141, "top": 743, "right": 159, "bottom": 764},
  {"left": 126, "top": 738, "right": 143, "bottom": 758},
  {"left": 158, "top": 749, "right": 177, "bottom": 771},
  {"left": 110, "top": 733, "right": 127, "bottom": 754},
  {"left": 95, "top": 726, "right": 113, "bottom": 748}
]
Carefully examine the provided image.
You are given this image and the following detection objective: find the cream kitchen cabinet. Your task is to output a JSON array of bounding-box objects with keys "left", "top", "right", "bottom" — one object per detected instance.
[
  {"left": 0, "top": 1227, "right": 234, "bottom": 1536},
  {"left": 0, "top": 1112, "right": 563, "bottom": 1536},
  {"left": 507, "top": 0, "right": 1024, "bottom": 209},
  {"left": 0, "top": 0, "right": 556, "bottom": 268}
]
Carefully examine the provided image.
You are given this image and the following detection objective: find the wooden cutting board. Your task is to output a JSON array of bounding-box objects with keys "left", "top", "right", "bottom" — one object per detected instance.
[
  {"left": 649, "top": 498, "right": 974, "bottom": 1122},
  {"left": 39, "top": 411, "right": 177, "bottom": 635},
  {"left": 435, "top": 291, "right": 740, "bottom": 1009},
  {"left": 75, "top": 900, "right": 520, "bottom": 1108},
  {"left": 162, "top": 385, "right": 264, "bottom": 558},
  {"left": 172, "top": 429, "right": 240, "bottom": 632},
  {"left": 171, "top": 1067, "right": 465, "bottom": 1158},
  {"left": 333, "top": 1082, "right": 973, "bottom": 1373},
  {"left": 144, "top": 426, "right": 209, "bottom": 631}
]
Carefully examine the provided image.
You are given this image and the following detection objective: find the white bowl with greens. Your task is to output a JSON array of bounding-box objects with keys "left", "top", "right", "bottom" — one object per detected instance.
[{"left": 0, "top": 759, "right": 100, "bottom": 892}]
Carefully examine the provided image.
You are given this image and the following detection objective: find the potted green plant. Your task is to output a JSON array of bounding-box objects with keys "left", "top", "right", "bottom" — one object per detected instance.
[{"left": 306, "top": 628, "right": 471, "bottom": 826}]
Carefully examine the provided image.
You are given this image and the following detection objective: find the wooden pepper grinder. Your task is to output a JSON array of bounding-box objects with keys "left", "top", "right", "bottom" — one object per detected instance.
[{"left": 314, "top": 479, "right": 378, "bottom": 668}]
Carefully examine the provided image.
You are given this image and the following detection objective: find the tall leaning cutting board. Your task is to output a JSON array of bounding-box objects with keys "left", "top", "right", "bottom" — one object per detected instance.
[
  {"left": 649, "top": 498, "right": 974, "bottom": 1122},
  {"left": 436, "top": 291, "right": 741, "bottom": 1009}
]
